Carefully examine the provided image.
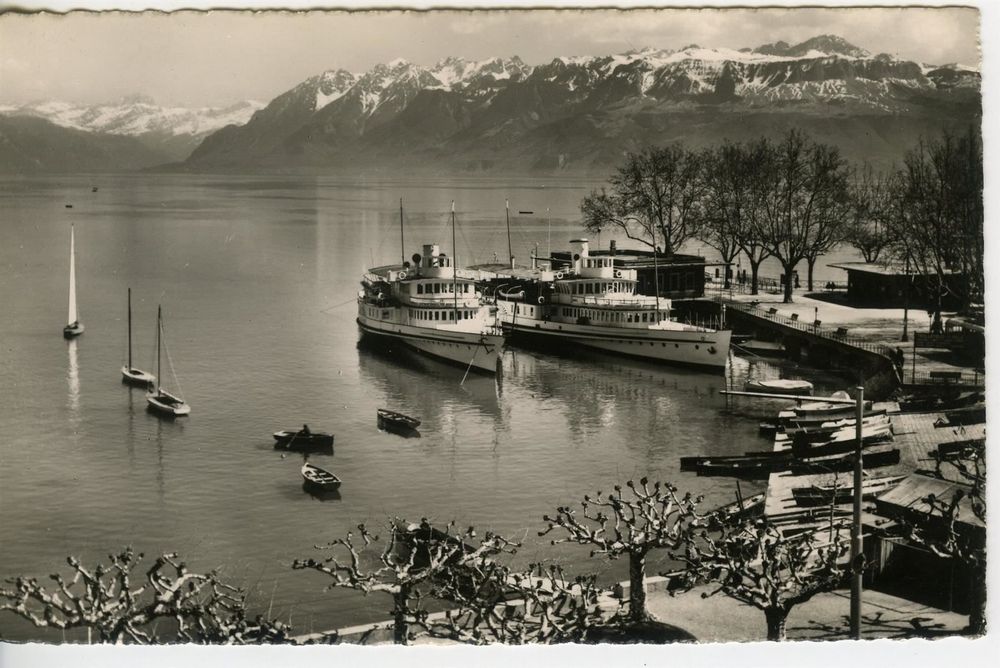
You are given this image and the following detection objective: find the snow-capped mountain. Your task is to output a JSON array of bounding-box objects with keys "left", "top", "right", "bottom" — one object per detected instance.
[
  {"left": 1, "top": 34, "right": 980, "bottom": 174},
  {"left": 0, "top": 95, "right": 265, "bottom": 162}
]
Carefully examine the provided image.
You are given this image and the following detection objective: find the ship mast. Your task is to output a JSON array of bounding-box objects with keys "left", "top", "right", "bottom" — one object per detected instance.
[
  {"left": 505, "top": 199, "right": 514, "bottom": 269},
  {"left": 451, "top": 201, "right": 459, "bottom": 322},
  {"left": 651, "top": 208, "right": 661, "bottom": 317},
  {"left": 399, "top": 198, "right": 405, "bottom": 266}
]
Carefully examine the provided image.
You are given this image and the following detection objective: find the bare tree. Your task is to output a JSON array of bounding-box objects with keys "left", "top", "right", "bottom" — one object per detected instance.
[
  {"left": 897, "top": 127, "right": 984, "bottom": 323},
  {"left": 846, "top": 164, "right": 903, "bottom": 264},
  {"left": 581, "top": 144, "right": 705, "bottom": 255},
  {"left": 700, "top": 142, "right": 752, "bottom": 289},
  {"left": 677, "top": 516, "right": 849, "bottom": 641},
  {"left": 0, "top": 547, "right": 289, "bottom": 644},
  {"left": 539, "top": 478, "right": 704, "bottom": 625},
  {"left": 422, "top": 561, "right": 604, "bottom": 644},
  {"left": 293, "top": 518, "right": 518, "bottom": 645},
  {"left": 758, "top": 130, "right": 852, "bottom": 302}
]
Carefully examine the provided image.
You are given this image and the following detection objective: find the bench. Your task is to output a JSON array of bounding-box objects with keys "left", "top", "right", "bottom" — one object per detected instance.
[
  {"left": 929, "top": 371, "right": 962, "bottom": 384},
  {"left": 767, "top": 307, "right": 778, "bottom": 316},
  {"left": 790, "top": 313, "right": 799, "bottom": 321},
  {"left": 813, "top": 320, "right": 822, "bottom": 328},
  {"left": 835, "top": 327, "right": 849, "bottom": 338}
]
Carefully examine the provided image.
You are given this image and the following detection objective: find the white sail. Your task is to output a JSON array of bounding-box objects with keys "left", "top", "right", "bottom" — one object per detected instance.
[{"left": 68, "top": 225, "right": 78, "bottom": 326}]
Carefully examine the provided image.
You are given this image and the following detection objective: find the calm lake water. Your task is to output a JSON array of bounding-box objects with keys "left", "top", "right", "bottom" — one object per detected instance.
[{"left": 0, "top": 174, "right": 849, "bottom": 640}]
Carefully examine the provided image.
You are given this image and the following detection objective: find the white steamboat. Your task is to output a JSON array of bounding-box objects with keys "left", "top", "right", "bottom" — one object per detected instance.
[
  {"left": 358, "top": 243, "right": 505, "bottom": 374},
  {"left": 495, "top": 239, "right": 731, "bottom": 369}
]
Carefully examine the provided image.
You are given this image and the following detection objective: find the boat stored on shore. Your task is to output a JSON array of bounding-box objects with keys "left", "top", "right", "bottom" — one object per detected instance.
[{"left": 492, "top": 239, "right": 731, "bottom": 369}]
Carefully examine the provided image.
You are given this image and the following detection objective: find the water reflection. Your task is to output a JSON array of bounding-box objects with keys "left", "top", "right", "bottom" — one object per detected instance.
[
  {"left": 355, "top": 338, "right": 502, "bottom": 429},
  {"left": 66, "top": 339, "right": 80, "bottom": 420}
]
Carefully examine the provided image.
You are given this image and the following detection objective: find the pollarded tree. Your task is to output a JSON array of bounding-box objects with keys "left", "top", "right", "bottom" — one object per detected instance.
[
  {"left": 677, "top": 516, "right": 849, "bottom": 641},
  {"left": 581, "top": 144, "right": 706, "bottom": 256},
  {"left": 0, "top": 547, "right": 289, "bottom": 644},
  {"left": 539, "top": 478, "right": 704, "bottom": 625},
  {"left": 422, "top": 560, "right": 604, "bottom": 644},
  {"left": 293, "top": 518, "right": 518, "bottom": 645}
]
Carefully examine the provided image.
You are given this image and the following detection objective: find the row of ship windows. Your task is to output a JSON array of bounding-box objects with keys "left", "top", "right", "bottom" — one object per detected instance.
[
  {"left": 556, "top": 281, "right": 633, "bottom": 295},
  {"left": 413, "top": 283, "right": 473, "bottom": 295},
  {"left": 409, "top": 309, "right": 477, "bottom": 321},
  {"left": 560, "top": 307, "right": 666, "bottom": 323}
]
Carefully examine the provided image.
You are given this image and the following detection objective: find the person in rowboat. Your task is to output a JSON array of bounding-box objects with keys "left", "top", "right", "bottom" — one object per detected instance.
[{"left": 301, "top": 424, "right": 310, "bottom": 436}]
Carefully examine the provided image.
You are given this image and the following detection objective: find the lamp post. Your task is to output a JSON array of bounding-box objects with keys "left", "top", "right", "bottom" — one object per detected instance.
[
  {"left": 720, "top": 386, "right": 867, "bottom": 640},
  {"left": 901, "top": 256, "right": 911, "bottom": 342}
]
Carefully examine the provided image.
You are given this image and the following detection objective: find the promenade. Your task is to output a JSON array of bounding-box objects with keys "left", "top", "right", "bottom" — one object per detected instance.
[{"left": 708, "top": 284, "right": 983, "bottom": 388}]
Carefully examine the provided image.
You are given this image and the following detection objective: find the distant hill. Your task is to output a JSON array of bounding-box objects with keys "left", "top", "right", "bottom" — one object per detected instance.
[{"left": 0, "top": 115, "right": 174, "bottom": 173}]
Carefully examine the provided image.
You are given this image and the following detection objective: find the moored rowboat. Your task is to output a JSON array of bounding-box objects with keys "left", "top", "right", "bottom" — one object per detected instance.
[
  {"left": 301, "top": 462, "right": 341, "bottom": 491},
  {"left": 274, "top": 429, "right": 334, "bottom": 450},
  {"left": 744, "top": 379, "right": 813, "bottom": 396}
]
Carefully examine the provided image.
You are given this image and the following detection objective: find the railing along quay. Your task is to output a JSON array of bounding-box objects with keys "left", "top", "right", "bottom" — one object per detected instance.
[{"left": 717, "top": 297, "right": 898, "bottom": 362}]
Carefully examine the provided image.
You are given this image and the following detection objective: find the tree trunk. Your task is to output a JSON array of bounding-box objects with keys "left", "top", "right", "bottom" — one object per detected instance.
[
  {"left": 764, "top": 606, "right": 788, "bottom": 641},
  {"left": 781, "top": 261, "right": 795, "bottom": 303},
  {"left": 393, "top": 588, "right": 410, "bottom": 645},
  {"left": 968, "top": 563, "right": 987, "bottom": 635},
  {"left": 806, "top": 257, "right": 816, "bottom": 292},
  {"left": 749, "top": 259, "right": 762, "bottom": 296},
  {"left": 722, "top": 251, "right": 738, "bottom": 289},
  {"left": 628, "top": 551, "right": 650, "bottom": 624}
]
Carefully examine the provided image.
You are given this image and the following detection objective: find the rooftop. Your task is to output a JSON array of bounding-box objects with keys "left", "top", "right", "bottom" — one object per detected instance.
[{"left": 828, "top": 262, "right": 957, "bottom": 277}]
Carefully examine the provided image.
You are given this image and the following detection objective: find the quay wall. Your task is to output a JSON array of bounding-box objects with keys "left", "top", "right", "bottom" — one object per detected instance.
[{"left": 678, "top": 298, "right": 901, "bottom": 399}]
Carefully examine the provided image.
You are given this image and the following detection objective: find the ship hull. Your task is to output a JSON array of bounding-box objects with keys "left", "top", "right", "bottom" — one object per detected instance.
[
  {"left": 501, "top": 317, "right": 731, "bottom": 369},
  {"left": 357, "top": 314, "right": 503, "bottom": 374}
]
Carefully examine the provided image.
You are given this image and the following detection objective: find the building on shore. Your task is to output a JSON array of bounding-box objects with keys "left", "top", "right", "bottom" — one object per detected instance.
[
  {"left": 550, "top": 240, "right": 713, "bottom": 300},
  {"left": 828, "top": 262, "right": 964, "bottom": 309}
]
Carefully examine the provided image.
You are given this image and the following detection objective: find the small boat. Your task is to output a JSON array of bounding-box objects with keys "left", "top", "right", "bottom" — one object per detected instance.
[
  {"left": 711, "top": 492, "right": 766, "bottom": 523},
  {"left": 65, "top": 204, "right": 73, "bottom": 209},
  {"left": 792, "top": 474, "right": 907, "bottom": 507},
  {"left": 146, "top": 306, "right": 191, "bottom": 417},
  {"left": 744, "top": 379, "right": 813, "bottom": 396},
  {"left": 377, "top": 408, "right": 421, "bottom": 435},
  {"left": 301, "top": 462, "right": 341, "bottom": 491},
  {"left": 688, "top": 447, "right": 901, "bottom": 479},
  {"left": 273, "top": 428, "right": 334, "bottom": 450},
  {"left": 91, "top": 187, "right": 99, "bottom": 193},
  {"left": 63, "top": 225, "right": 84, "bottom": 338},
  {"left": 120, "top": 288, "right": 156, "bottom": 387}
]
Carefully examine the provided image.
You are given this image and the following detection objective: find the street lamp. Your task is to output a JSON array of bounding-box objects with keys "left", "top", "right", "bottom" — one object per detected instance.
[{"left": 720, "top": 385, "right": 866, "bottom": 640}]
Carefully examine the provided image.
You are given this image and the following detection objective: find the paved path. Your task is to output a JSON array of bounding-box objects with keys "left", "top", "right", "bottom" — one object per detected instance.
[{"left": 644, "top": 585, "right": 968, "bottom": 642}]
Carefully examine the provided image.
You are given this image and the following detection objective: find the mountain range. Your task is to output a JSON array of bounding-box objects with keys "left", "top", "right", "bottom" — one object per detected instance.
[{"left": 0, "top": 35, "right": 980, "bottom": 175}]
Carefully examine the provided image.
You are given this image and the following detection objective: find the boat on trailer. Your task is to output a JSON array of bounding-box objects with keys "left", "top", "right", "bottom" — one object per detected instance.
[
  {"left": 121, "top": 288, "right": 156, "bottom": 387},
  {"left": 146, "top": 306, "right": 190, "bottom": 417},
  {"left": 301, "top": 462, "right": 341, "bottom": 491}
]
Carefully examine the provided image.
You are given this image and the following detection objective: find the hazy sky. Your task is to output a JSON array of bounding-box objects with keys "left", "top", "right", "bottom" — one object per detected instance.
[{"left": 0, "top": 6, "right": 981, "bottom": 107}]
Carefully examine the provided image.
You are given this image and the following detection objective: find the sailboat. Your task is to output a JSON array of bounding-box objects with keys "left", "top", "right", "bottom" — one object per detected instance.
[
  {"left": 121, "top": 288, "right": 156, "bottom": 387},
  {"left": 63, "top": 225, "right": 84, "bottom": 338},
  {"left": 146, "top": 305, "right": 191, "bottom": 416}
]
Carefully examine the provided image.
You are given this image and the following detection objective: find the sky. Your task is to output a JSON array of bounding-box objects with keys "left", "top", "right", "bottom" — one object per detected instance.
[{"left": 0, "top": 4, "right": 983, "bottom": 108}]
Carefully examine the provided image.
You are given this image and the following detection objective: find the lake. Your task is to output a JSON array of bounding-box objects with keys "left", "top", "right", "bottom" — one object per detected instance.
[{"left": 0, "top": 173, "right": 847, "bottom": 640}]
